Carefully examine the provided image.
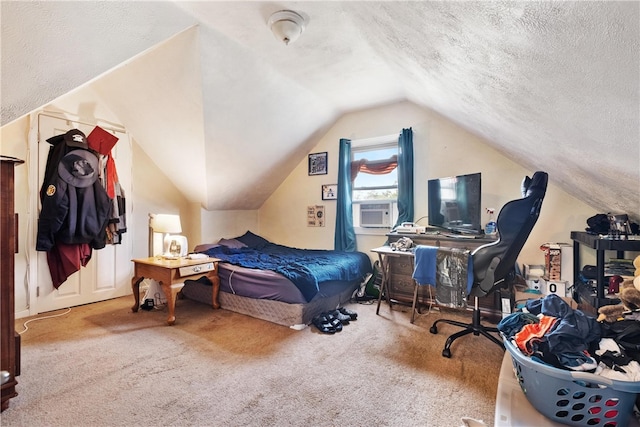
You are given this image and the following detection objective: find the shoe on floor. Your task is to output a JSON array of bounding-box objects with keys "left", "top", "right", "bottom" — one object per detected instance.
[
  {"left": 311, "top": 314, "right": 336, "bottom": 334},
  {"left": 338, "top": 306, "right": 358, "bottom": 320},
  {"left": 329, "top": 310, "right": 350, "bottom": 325},
  {"left": 323, "top": 313, "right": 343, "bottom": 332}
]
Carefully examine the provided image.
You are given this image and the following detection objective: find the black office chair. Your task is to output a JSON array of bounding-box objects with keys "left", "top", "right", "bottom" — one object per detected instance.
[{"left": 430, "top": 171, "right": 548, "bottom": 358}]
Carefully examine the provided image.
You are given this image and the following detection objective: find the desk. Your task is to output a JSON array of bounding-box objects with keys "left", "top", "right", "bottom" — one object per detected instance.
[
  {"left": 372, "top": 245, "right": 473, "bottom": 323},
  {"left": 131, "top": 257, "right": 221, "bottom": 325},
  {"left": 381, "top": 233, "right": 505, "bottom": 320},
  {"left": 371, "top": 246, "right": 417, "bottom": 319},
  {"left": 570, "top": 231, "right": 640, "bottom": 310},
  {"left": 385, "top": 233, "right": 499, "bottom": 313}
]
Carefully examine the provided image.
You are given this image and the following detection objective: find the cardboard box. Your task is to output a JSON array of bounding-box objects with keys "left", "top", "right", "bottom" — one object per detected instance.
[{"left": 515, "top": 290, "right": 578, "bottom": 310}]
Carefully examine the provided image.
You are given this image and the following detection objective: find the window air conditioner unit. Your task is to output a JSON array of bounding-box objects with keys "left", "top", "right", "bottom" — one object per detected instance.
[{"left": 360, "top": 202, "right": 392, "bottom": 227}]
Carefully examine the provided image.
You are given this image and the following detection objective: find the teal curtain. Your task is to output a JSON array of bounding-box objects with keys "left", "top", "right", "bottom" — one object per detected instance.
[
  {"left": 334, "top": 138, "right": 357, "bottom": 251},
  {"left": 393, "top": 128, "right": 414, "bottom": 228},
  {"left": 334, "top": 128, "right": 414, "bottom": 250}
]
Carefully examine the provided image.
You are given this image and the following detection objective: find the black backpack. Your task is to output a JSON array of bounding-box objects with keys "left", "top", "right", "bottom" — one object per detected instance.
[{"left": 586, "top": 213, "right": 610, "bottom": 234}]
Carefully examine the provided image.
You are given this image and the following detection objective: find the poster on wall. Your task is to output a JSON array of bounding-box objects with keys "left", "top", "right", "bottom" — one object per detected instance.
[
  {"left": 308, "top": 152, "right": 327, "bottom": 175},
  {"left": 307, "top": 205, "right": 325, "bottom": 227}
]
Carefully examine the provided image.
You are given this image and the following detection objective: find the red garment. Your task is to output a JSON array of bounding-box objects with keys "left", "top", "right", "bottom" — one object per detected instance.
[
  {"left": 514, "top": 314, "right": 558, "bottom": 355},
  {"left": 104, "top": 153, "right": 119, "bottom": 198},
  {"left": 46, "top": 243, "right": 92, "bottom": 289}
]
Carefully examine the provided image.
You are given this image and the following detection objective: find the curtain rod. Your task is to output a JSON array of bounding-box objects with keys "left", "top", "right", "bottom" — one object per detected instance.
[
  {"left": 351, "top": 133, "right": 398, "bottom": 148},
  {"left": 37, "top": 111, "right": 126, "bottom": 134}
]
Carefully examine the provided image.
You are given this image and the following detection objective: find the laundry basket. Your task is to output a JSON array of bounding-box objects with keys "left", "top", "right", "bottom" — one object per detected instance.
[{"left": 505, "top": 339, "right": 640, "bottom": 426}]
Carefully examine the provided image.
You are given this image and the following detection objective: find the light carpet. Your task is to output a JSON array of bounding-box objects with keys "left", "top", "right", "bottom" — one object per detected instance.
[{"left": 1, "top": 296, "right": 504, "bottom": 426}]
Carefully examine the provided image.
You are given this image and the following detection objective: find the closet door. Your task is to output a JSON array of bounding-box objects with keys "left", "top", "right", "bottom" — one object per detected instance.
[{"left": 35, "top": 115, "right": 133, "bottom": 313}]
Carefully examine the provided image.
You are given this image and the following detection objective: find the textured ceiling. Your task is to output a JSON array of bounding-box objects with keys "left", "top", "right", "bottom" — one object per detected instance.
[{"left": 1, "top": 1, "right": 638, "bottom": 219}]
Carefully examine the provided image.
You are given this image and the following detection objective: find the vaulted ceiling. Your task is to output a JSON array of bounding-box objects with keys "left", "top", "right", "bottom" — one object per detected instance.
[{"left": 2, "top": 1, "right": 638, "bottom": 220}]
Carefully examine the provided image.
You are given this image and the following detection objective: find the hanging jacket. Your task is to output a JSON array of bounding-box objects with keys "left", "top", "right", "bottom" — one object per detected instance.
[{"left": 36, "top": 129, "right": 112, "bottom": 252}]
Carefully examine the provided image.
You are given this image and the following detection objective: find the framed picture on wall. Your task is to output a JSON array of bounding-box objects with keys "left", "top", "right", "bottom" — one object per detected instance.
[
  {"left": 308, "top": 152, "right": 328, "bottom": 176},
  {"left": 307, "top": 205, "right": 325, "bottom": 227},
  {"left": 322, "top": 184, "right": 337, "bottom": 200}
]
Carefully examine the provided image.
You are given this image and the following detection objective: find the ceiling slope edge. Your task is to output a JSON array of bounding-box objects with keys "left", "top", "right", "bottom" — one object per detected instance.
[{"left": 91, "top": 26, "right": 209, "bottom": 206}]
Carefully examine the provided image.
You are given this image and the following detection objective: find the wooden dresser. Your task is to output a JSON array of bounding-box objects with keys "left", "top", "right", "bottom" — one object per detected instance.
[
  {"left": 386, "top": 231, "right": 506, "bottom": 319},
  {"left": 1, "top": 156, "right": 23, "bottom": 412}
]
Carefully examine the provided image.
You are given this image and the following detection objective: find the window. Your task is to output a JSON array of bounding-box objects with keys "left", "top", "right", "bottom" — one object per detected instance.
[{"left": 351, "top": 136, "right": 399, "bottom": 228}]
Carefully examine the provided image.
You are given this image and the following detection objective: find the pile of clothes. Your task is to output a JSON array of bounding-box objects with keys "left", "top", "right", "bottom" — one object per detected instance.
[
  {"left": 36, "top": 128, "right": 127, "bottom": 288},
  {"left": 498, "top": 294, "right": 640, "bottom": 382}
]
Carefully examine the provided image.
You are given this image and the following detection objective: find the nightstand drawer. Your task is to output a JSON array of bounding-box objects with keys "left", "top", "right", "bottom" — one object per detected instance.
[{"left": 179, "top": 262, "right": 215, "bottom": 277}]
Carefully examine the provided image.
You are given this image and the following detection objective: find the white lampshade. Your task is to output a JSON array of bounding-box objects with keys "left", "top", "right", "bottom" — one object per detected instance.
[
  {"left": 149, "top": 213, "right": 183, "bottom": 257},
  {"left": 268, "top": 10, "right": 306, "bottom": 45},
  {"left": 149, "top": 214, "right": 182, "bottom": 234}
]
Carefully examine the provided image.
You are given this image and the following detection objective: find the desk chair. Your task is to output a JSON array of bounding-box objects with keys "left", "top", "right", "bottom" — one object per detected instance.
[{"left": 429, "top": 171, "right": 548, "bottom": 358}]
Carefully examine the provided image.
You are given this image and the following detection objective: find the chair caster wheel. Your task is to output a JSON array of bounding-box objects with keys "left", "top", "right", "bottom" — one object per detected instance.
[
  {"left": 442, "top": 348, "right": 451, "bottom": 358},
  {"left": 430, "top": 325, "right": 438, "bottom": 334}
]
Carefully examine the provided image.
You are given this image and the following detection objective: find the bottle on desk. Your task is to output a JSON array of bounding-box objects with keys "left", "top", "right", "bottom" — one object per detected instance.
[{"left": 485, "top": 208, "right": 497, "bottom": 236}]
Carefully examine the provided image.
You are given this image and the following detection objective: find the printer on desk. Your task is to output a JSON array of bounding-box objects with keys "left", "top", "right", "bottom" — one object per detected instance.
[{"left": 396, "top": 222, "right": 426, "bottom": 234}]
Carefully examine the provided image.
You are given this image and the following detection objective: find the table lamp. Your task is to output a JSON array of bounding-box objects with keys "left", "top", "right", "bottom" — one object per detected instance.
[{"left": 148, "top": 213, "right": 186, "bottom": 258}]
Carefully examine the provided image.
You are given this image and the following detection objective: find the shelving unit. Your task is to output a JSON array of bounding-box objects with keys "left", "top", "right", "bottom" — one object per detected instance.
[{"left": 571, "top": 231, "right": 640, "bottom": 315}]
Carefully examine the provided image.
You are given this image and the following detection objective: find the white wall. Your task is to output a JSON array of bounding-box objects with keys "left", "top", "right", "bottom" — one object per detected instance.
[
  {"left": 198, "top": 209, "right": 260, "bottom": 247},
  {"left": 259, "top": 101, "right": 599, "bottom": 268}
]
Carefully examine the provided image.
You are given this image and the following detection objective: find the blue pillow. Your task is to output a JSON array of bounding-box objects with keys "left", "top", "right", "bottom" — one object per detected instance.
[{"left": 235, "top": 231, "right": 270, "bottom": 249}]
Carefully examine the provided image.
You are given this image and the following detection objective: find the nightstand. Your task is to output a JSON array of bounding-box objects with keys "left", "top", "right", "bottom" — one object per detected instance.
[{"left": 131, "top": 257, "right": 221, "bottom": 325}]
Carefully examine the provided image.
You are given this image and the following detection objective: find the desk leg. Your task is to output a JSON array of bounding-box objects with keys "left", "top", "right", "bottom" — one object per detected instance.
[
  {"left": 376, "top": 253, "right": 391, "bottom": 315},
  {"left": 159, "top": 281, "right": 180, "bottom": 326},
  {"left": 410, "top": 256, "right": 418, "bottom": 323},
  {"left": 207, "top": 270, "right": 221, "bottom": 309},
  {"left": 131, "top": 276, "right": 143, "bottom": 313},
  {"left": 410, "top": 282, "right": 419, "bottom": 323}
]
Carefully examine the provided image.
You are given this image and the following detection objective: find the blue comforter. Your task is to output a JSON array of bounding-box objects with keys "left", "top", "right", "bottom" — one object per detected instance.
[{"left": 200, "top": 243, "right": 372, "bottom": 301}]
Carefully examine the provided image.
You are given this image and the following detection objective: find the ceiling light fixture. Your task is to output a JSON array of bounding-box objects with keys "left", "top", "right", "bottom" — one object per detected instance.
[{"left": 268, "top": 10, "right": 306, "bottom": 46}]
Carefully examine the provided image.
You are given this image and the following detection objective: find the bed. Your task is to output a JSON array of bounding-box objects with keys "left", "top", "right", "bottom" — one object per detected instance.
[{"left": 180, "top": 231, "right": 373, "bottom": 329}]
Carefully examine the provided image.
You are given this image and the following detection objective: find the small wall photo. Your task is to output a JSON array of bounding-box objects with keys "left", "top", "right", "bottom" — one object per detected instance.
[{"left": 322, "top": 184, "right": 337, "bottom": 200}]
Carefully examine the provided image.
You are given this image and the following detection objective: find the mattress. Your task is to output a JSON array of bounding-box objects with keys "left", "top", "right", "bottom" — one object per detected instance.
[
  {"left": 217, "top": 263, "right": 308, "bottom": 304},
  {"left": 197, "top": 235, "right": 372, "bottom": 302},
  {"left": 181, "top": 270, "right": 359, "bottom": 328}
]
